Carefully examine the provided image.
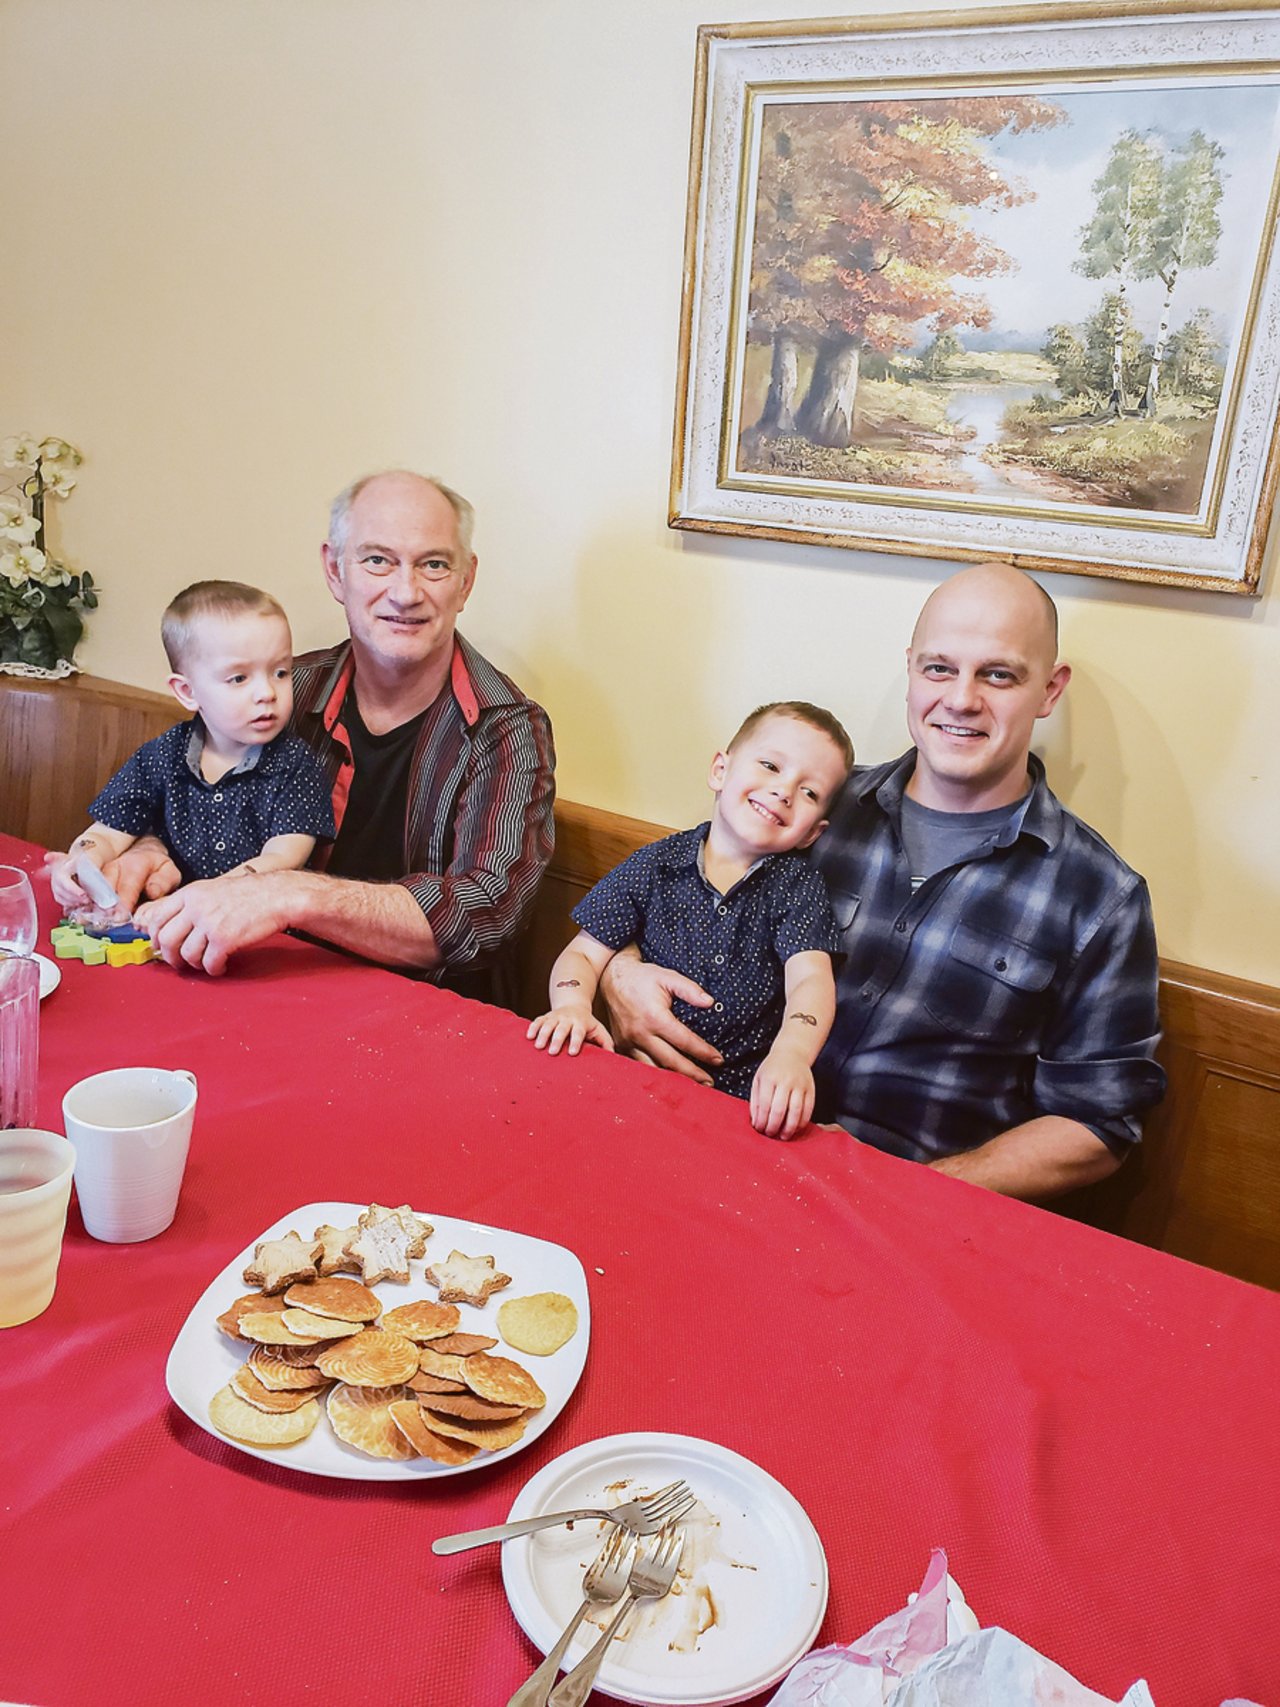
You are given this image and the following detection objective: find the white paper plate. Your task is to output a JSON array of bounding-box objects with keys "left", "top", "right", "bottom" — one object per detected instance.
[
  {"left": 165, "top": 1200, "right": 590, "bottom": 1480},
  {"left": 0, "top": 950, "right": 59, "bottom": 998},
  {"left": 502, "top": 1432, "right": 828, "bottom": 1705}
]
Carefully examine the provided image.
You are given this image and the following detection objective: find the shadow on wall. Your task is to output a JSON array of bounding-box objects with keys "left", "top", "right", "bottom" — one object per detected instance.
[{"left": 1036, "top": 661, "right": 1199, "bottom": 959}]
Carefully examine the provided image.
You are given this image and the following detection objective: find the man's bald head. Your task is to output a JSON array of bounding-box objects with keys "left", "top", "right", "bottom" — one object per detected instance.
[{"left": 911, "top": 562, "right": 1059, "bottom": 669}]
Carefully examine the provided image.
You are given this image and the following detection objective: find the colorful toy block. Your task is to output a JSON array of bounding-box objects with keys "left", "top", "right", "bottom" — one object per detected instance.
[{"left": 51, "top": 921, "right": 155, "bottom": 968}]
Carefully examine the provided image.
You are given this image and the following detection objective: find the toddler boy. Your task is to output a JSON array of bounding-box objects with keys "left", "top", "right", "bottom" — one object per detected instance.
[
  {"left": 527, "top": 701, "right": 853, "bottom": 1139},
  {"left": 51, "top": 581, "right": 334, "bottom": 913}
]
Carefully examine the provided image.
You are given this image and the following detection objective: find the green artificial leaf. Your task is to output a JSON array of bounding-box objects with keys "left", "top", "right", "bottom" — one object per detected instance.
[
  {"left": 41, "top": 602, "right": 83, "bottom": 662},
  {"left": 19, "top": 620, "right": 57, "bottom": 669}
]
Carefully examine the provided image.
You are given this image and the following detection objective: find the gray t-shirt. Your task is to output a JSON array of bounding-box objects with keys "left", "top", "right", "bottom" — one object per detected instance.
[{"left": 899, "top": 794, "right": 1024, "bottom": 889}]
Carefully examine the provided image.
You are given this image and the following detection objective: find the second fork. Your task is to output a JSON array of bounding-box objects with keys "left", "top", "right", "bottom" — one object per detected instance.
[{"left": 505, "top": 1526, "right": 635, "bottom": 1707}]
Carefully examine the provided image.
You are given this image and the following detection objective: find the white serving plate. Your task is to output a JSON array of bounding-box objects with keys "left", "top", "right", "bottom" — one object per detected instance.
[
  {"left": 165, "top": 1200, "right": 590, "bottom": 1480},
  {"left": 502, "top": 1432, "right": 828, "bottom": 1705}
]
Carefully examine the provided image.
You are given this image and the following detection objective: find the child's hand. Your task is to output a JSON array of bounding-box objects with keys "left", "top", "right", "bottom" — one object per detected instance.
[
  {"left": 526, "top": 1004, "right": 615, "bottom": 1057},
  {"left": 750, "top": 1047, "right": 815, "bottom": 1140},
  {"left": 47, "top": 851, "right": 90, "bottom": 911}
]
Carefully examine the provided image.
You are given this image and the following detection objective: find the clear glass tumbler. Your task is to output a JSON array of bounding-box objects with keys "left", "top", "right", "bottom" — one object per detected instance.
[{"left": 0, "top": 954, "right": 40, "bottom": 1131}]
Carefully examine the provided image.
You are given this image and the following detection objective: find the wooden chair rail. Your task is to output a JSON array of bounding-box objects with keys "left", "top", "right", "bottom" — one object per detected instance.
[{"left": 4, "top": 673, "right": 1276, "bottom": 1291}]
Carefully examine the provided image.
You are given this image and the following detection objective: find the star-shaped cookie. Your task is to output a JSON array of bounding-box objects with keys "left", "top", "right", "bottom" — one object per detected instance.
[
  {"left": 243, "top": 1231, "right": 323, "bottom": 1294},
  {"left": 359, "top": 1202, "right": 433, "bottom": 1258},
  {"left": 345, "top": 1219, "right": 413, "bottom": 1285},
  {"left": 424, "top": 1249, "right": 512, "bottom": 1307},
  {"left": 313, "top": 1222, "right": 362, "bottom": 1276}
]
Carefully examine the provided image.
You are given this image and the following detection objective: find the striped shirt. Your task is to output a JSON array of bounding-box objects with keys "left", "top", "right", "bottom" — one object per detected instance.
[
  {"left": 289, "top": 635, "right": 555, "bottom": 976},
  {"left": 812, "top": 751, "right": 1166, "bottom": 1162}
]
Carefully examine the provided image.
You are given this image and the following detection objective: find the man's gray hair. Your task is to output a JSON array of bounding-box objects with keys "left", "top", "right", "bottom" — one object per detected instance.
[{"left": 328, "top": 471, "right": 476, "bottom": 561}]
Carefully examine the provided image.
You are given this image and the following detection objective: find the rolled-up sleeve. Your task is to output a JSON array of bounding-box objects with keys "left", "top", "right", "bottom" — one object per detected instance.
[
  {"left": 1032, "top": 875, "right": 1167, "bottom": 1153},
  {"left": 399, "top": 701, "right": 555, "bottom": 970}
]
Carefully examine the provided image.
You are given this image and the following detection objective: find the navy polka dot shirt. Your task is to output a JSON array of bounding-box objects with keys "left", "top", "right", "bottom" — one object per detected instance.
[
  {"left": 572, "top": 824, "right": 841, "bottom": 1100},
  {"left": 90, "top": 720, "right": 336, "bottom": 884}
]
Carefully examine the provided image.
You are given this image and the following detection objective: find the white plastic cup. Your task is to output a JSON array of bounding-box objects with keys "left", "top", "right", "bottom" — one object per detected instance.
[
  {"left": 0, "top": 1128, "right": 77, "bottom": 1327},
  {"left": 63, "top": 1067, "right": 198, "bottom": 1243}
]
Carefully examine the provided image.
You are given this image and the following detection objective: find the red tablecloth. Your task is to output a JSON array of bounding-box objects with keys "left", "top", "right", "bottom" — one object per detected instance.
[{"left": 1, "top": 835, "right": 1277, "bottom": 1707}]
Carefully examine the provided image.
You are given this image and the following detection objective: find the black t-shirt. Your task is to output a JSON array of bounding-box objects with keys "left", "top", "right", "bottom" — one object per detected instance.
[{"left": 326, "top": 691, "right": 427, "bottom": 882}]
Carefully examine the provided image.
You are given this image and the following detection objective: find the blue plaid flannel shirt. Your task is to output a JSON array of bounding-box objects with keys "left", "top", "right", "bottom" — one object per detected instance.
[{"left": 812, "top": 751, "right": 1166, "bottom": 1162}]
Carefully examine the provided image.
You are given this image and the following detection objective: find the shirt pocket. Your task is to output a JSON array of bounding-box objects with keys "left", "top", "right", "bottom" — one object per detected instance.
[
  {"left": 826, "top": 889, "right": 861, "bottom": 935},
  {"left": 924, "top": 918, "right": 1056, "bottom": 1043}
]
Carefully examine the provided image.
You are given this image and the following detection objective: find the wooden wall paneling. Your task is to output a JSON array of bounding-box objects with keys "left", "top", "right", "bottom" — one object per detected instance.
[{"left": 1, "top": 676, "right": 177, "bottom": 852}]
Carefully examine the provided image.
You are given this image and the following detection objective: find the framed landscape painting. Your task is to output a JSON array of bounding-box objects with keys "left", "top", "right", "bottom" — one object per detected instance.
[{"left": 670, "top": 3, "right": 1280, "bottom": 593}]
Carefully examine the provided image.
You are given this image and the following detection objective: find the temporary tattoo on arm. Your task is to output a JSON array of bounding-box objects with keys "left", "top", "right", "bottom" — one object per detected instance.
[
  {"left": 555, "top": 979, "right": 581, "bottom": 989},
  {"left": 71, "top": 836, "right": 97, "bottom": 852},
  {"left": 789, "top": 1011, "right": 818, "bottom": 1026}
]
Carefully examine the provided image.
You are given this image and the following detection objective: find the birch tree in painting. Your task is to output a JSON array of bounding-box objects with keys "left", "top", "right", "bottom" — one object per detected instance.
[
  {"left": 1075, "top": 130, "right": 1163, "bottom": 416},
  {"left": 1137, "top": 132, "right": 1225, "bottom": 416}
]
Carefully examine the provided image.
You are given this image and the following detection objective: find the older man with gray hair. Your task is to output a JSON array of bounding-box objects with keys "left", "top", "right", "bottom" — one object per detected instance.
[{"left": 135, "top": 469, "right": 555, "bottom": 994}]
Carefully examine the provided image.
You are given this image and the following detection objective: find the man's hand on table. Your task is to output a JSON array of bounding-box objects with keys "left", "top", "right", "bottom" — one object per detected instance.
[
  {"left": 136, "top": 869, "right": 296, "bottom": 975},
  {"left": 43, "top": 835, "right": 182, "bottom": 914},
  {"left": 598, "top": 950, "right": 722, "bottom": 1085}
]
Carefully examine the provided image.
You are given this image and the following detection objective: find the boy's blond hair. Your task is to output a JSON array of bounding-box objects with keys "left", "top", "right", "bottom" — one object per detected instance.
[
  {"left": 728, "top": 700, "right": 855, "bottom": 776},
  {"left": 161, "top": 581, "right": 288, "bottom": 672}
]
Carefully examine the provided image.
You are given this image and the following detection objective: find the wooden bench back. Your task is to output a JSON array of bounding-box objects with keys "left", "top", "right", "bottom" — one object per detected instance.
[{"left": 4, "top": 671, "right": 1276, "bottom": 1290}]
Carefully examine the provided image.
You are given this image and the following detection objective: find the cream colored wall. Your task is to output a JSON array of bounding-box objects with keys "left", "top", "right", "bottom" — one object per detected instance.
[{"left": 4, "top": 0, "right": 1277, "bottom": 985}]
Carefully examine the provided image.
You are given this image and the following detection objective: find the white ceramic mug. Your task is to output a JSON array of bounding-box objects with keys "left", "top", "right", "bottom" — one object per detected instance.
[
  {"left": 0, "top": 1128, "right": 77, "bottom": 1327},
  {"left": 63, "top": 1067, "right": 198, "bottom": 1243}
]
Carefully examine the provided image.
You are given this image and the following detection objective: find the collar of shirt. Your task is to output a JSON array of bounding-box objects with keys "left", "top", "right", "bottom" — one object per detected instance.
[
  {"left": 852, "top": 749, "right": 1062, "bottom": 853},
  {"left": 182, "top": 718, "right": 265, "bottom": 783},
  {"left": 656, "top": 822, "right": 773, "bottom": 901},
  {"left": 294, "top": 631, "right": 525, "bottom": 737}
]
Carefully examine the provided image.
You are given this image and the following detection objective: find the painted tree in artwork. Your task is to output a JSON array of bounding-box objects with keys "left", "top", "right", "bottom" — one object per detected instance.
[
  {"left": 1136, "top": 131, "right": 1224, "bottom": 415},
  {"left": 1075, "top": 130, "right": 1163, "bottom": 415},
  {"left": 747, "top": 95, "right": 1064, "bottom": 447}
]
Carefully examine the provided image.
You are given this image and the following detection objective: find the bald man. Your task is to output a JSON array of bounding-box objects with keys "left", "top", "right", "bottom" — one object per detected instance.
[{"left": 603, "top": 564, "right": 1165, "bottom": 1201}]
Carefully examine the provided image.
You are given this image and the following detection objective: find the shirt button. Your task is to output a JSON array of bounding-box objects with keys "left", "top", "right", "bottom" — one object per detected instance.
[
  {"left": 894, "top": 919, "right": 906, "bottom": 933},
  {"left": 713, "top": 1002, "right": 724, "bottom": 1013},
  {"left": 716, "top": 904, "right": 728, "bottom": 916},
  {"left": 213, "top": 792, "right": 223, "bottom": 802},
  {"left": 214, "top": 840, "right": 226, "bottom": 852},
  {"left": 861, "top": 988, "right": 873, "bottom": 1001},
  {"left": 714, "top": 954, "right": 725, "bottom": 965},
  {"left": 995, "top": 957, "right": 1008, "bottom": 972}
]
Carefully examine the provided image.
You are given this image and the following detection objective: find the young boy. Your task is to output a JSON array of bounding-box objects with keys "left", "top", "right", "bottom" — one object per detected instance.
[
  {"left": 527, "top": 701, "right": 853, "bottom": 1140},
  {"left": 50, "top": 581, "right": 335, "bottom": 913}
]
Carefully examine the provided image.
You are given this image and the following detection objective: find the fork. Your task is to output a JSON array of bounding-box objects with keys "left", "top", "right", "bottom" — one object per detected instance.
[
  {"left": 547, "top": 1523, "right": 686, "bottom": 1707},
  {"left": 431, "top": 1478, "right": 694, "bottom": 1554},
  {"left": 505, "top": 1526, "right": 635, "bottom": 1707}
]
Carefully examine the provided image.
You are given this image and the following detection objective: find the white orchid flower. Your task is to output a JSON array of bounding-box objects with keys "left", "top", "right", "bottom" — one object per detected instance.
[
  {"left": 42, "top": 466, "right": 78, "bottom": 498},
  {"left": 0, "top": 514, "right": 40, "bottom": 547},
  {"left": 2, "top": 434, "right": 40, "bottom": 469},
  {"left": 34, "top": 555, "right": 72, "bottom": 587},
  {"left": 0, "top": 499, "right": 39, "bottom": 543},
  {"left": 0, "top": 544, "right": 47, "bottom": 585},
  {"left": 39, "top": 438, "right": 82, "bottom": 467}
]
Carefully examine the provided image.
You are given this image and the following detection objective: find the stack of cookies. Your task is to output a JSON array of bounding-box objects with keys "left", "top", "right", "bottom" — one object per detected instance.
[{"left": 208, "top": 1203, "right": 555, "bottom": 1464}]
